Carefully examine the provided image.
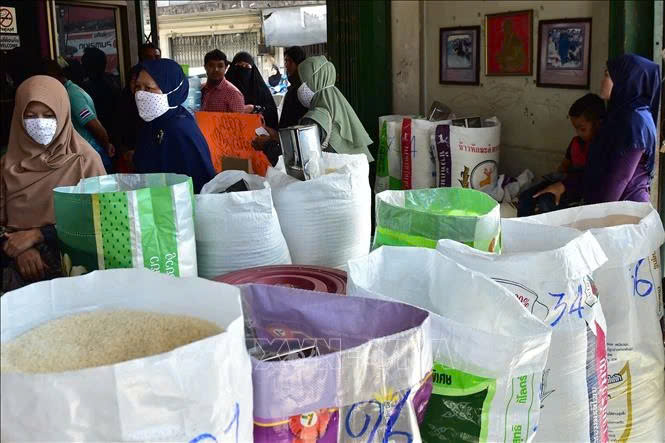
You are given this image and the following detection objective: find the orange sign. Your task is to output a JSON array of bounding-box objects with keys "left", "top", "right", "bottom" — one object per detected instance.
[{"left": 195, "top": 111, "right": 271, "bottom": 176}]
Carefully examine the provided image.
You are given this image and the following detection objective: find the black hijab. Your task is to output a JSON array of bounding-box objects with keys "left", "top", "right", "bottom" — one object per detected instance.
[
  {"left": 279, "top": 46, "right": 308, "bottom": 129},
  {"left": 226, "top": 52, "right": 278, "bottom": 130}
]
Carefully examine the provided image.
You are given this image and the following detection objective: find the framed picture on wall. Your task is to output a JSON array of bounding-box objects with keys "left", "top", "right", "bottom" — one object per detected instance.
[
  {"left": 439, "top": 26, "right": 480, "bottom": 85},
  {"left": 485, "top": 10, "right": 533, "bottom": 76},
  {"left": 537, "top": 18, "right": 592, "bottom": 88}
]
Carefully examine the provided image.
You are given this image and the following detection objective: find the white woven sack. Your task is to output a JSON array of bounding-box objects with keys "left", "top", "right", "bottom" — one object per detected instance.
[
  {"left": 401, "top": 119, "right": 437, "bottom": 189},
  {"left": 438, "top": 220, "right": 610, "bottom": 443},
  {"left": 266, "top": 153, "right": 371, "bottom": 268},
  {"left": 432, "top": 117, "right": 501, "bottom": 189},
  {"left": 196, "top": 171, "right": 291, "bottom": 279},
  {"left": 348, "top": 246, "right": 552, "bottom": 442},
  {"left": 520, "top": 202, "right": 665, "bottom": 442},
  {"left": 376, "top": 115, "right": 406, "bottom": 193},
  {"left": 1, "top": 269, "right": 252, "bottom": 442}
]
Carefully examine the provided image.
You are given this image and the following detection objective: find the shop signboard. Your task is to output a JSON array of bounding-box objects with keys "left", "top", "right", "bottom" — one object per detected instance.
[{"left": 63, "top": 29, "right": 118, "bottom": 73}]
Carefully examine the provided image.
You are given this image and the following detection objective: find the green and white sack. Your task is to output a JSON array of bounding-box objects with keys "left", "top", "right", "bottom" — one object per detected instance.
[
  {"left": 376, "top": 115, "right": 406, "bottom": 192},
  {"left": 348, "top": 246, "right": 552, "bottom": 442},
  {"left": 373, "top": 188, "right": 501, "bottom": 251},
  {"left": 54, "top": 173, "right": 197, "bottom": 277}
]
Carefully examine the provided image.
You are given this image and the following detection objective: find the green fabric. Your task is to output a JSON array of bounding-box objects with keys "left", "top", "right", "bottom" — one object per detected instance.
[
  {"left": 64, "top": 80, "right": 102, "bottom": 153},
  {"left": 373, "top": 188, "right": 502, "bottom": 252},
  {"left": 298, "top": 56, "right": 374, "bottom": 161}
]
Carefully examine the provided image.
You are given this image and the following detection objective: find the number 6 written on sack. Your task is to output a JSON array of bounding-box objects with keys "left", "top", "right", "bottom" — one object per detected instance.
[
  {"left": 632, "top": 258, "right": 653, "bottom": 297},
  {"left": 189, "top": 402, "right": 240, "bottom": 443}
]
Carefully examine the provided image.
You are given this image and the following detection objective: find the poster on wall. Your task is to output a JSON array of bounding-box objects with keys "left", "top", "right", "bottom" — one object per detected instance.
[
  {"left": 63, "top": 30, "right": 118, "bottom": 74},
  {"left": 485, "top": 10, "right": 533, "bottom": 76},
  {"left": 537, "top": 18, "right": 592, "bottom": 89},
  {"left": 439, "top": 26, "right": 480, "bottom": 85}
]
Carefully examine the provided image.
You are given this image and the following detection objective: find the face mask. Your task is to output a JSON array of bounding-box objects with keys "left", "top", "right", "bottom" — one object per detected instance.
[
  {"left": 24, "top": 118, "right": 57, "bottom": 145},
  {"left": 297, "top": 82, "right": 316, "bottom": 108},
  {"left": 135, "top": 90, "right": 171, "bottom": 122}
]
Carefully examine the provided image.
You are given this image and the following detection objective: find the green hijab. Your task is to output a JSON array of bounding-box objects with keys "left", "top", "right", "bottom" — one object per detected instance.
[{"left": 298, "top": 56, "right": 374, "bottom": 161}]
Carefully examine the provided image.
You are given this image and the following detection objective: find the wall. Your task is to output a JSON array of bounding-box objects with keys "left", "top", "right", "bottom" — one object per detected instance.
[
  {"left": 422, "top": 1, "right": 610, "bottom": 178},
  {"left": 391, "top": 0, "right": 421, "bottom": 115}
]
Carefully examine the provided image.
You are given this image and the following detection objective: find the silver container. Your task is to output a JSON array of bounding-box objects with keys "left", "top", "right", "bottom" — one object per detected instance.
[{"left": 279, "top": 124, "right": 322, "bottom": 181}]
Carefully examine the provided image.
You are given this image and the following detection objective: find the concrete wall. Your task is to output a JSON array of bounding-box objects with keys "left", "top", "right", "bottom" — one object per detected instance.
[
  {"left": 421, "top": 1, "right": 610, "bottom": 178},
  {"left": 391, "top": 0, "right": 422, "bottom": 115}
]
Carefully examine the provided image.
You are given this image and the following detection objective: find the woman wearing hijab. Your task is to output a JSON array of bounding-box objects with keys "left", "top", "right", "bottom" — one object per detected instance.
[
  {"left": 252, "top": 46, "right": 309, "bottom": 165},
  {"left": 133, "top": 58, "right": 215, "bottom": 193},
  {"left": 225, "top": 52, "right": 279, "bottom": 130},
  {"left": 297, "top": 56, "right": 374, "bottom": 161},
  {"left": 1, "top": 75, "right": 106, "bottom": 291},
  {"left": 536, "top": 54, "right": 660, "bottom": 204}
]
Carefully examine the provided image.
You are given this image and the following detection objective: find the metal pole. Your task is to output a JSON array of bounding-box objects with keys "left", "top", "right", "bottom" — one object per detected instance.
[
  {"left": 134, "top": 0, "right": 144, "bottom": 45},
  {"left": 149, "top": 0, "right": 159, "bottom": 47}
]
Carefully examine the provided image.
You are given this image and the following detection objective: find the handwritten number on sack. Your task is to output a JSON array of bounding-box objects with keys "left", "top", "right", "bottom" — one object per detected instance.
[
  {"left": 548, "top": 292, "right": 567, "bottom": 327},
  {"left": 344, "top": 390, "right": 413, "bottom": 442},
  {"left": 345, "top": 400, "right": 383, "bottom": 441},
  {"left": 383, "top": 388, "right": 413, "bottom": 443},
  {"left": 189, "top": 402, "right": 239, "bottom": 443},
  {"left": 569, "top": 285, "right": 584, "bottom": 319},
  {"left": 633, "top": 259, "right": 653, "bottom": 297},
  {"left": 223, "top": 402, "right": 240, "bottom": 443}
]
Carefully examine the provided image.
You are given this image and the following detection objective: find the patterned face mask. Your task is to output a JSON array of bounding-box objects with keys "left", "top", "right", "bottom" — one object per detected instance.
[
  {"left": 135, "top": 90, "right": 171, "bottom": 122},
  {"left": 24, "top": 118, "right": 57, "bottom": 145},
  {"left": 297, "top": 82, "right": 316, "bottom": 109}
]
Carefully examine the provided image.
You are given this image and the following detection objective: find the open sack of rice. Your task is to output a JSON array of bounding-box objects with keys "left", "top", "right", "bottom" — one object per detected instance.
[
  {"left": 0, "top": 270, "right": 252, "bottom": 442},
  {"left": 196, "top": 170, "right": 291, "bottom": 279}
]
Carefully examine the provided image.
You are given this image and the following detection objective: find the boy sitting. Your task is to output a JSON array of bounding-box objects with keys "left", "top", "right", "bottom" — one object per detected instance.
[{"left": 518, "top": 93, "right": 606, "bottom": 216}]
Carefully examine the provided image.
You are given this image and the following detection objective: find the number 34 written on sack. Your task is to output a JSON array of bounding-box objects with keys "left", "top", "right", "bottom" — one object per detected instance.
[
  {"left": 189, "top": 402, "right": 240, "bottom": 443},
  {"left": 548, "top": 284, "right": 591, "bottom": 328}
]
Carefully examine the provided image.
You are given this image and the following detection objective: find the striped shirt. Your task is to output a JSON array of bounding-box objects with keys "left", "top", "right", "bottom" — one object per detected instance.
[{"left": 201, "top": 78, "right": 246, "bottom": 113}]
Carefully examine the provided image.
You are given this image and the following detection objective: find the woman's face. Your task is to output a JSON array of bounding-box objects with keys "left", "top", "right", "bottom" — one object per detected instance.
[
  {"left": 235, "top": 61, "right": 252, "bottom": 70},
  {"left": 600, "top": 68, "right": 613, "bottom": 100},
  {"left": 134, "top": 70, "right": 163, "bottom": 94},
  {"left": 23, "top": 101, "right": 55, "bottom": 119}
]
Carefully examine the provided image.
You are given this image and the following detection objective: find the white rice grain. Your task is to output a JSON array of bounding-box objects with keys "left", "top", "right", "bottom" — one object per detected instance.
[{"left": 0, "top": 310, "right": 223, "bottom": 373}]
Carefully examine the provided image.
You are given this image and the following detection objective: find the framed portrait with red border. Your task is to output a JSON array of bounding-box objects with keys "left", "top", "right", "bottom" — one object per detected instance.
[
  {"left": 537, "top": 18, "right": 592, "bottom": 89},
  {"left": 485, "top": 10, "right": 533, "bottom": 76},
  {"left": 439, "top": 26, "right": 481, "bottom": 85}
]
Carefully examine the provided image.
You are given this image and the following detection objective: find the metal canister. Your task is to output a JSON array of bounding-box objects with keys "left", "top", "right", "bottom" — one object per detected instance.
[{"left": 278, "top": 124, "right": 322, "bottom": 180}]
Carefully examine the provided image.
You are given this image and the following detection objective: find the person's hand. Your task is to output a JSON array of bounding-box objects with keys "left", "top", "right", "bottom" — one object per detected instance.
[
  {"left": 533, "top": 181, "right": 566, "bottom": 205},
  {"left": 3, "top": 229, "right": 43, "bottom": 258},
  {"left": 16, "top": 248, "right": 47, "bottom": 281},
  {"left": 106, "top": 143, "right": 116, "bottom": 158},
  {"left": 252, "top": 135, "right": 271, "bottom": 151},
  {"left": 265, "top": 126, "right": 278, "bottom": 139}
]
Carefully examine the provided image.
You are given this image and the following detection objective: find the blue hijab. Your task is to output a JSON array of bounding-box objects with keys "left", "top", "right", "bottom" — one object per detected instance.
[
  {"left": 134, "top": 59, "right": 215, "bottom": 193},
  {"left": 587, "top": 54, "right": 660, "bottom": 182}
]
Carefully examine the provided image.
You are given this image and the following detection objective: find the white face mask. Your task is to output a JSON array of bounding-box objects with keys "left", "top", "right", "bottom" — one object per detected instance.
[
  {"left": 297, "top": 82, "right": 316, "bottom": 109},
  {"left": 135, "top": 90, "right": 172, "bottom": 122},
  {"left": 24, "top": 118, "right": 57, "bottom": 145}
]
